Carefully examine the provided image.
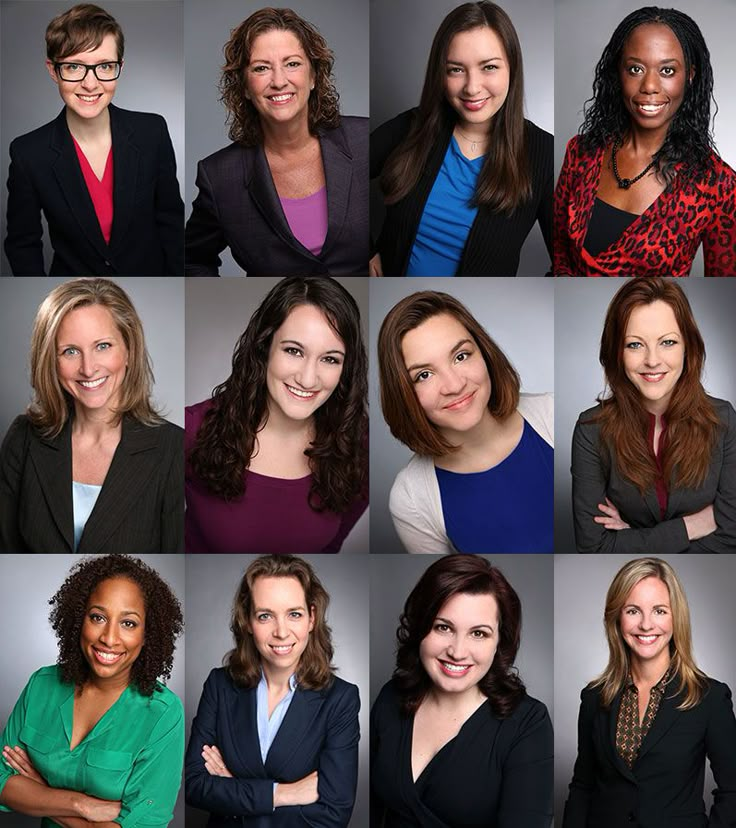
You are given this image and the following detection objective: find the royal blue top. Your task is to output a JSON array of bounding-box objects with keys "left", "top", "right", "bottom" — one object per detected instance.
[
  {"left": 435, "top": 419, "right": 553, "bottom": 553},
  {"left": 407, "top": 136, "right": 484, "bottom": 277}
]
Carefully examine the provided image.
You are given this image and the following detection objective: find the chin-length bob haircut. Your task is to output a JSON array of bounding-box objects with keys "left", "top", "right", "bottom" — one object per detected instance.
[
  {"left": 188, "top": 277, "right": 368, "bottom": 512},
  {"left": 49, "top": 554, "right": 183, "bottom": 697},
  {"left": 28, "top": 278, "right": 162, "bottom": 438},
  {"left": 394, "top": 556, "right": 525, "bottom": 717},
  {"left": 219, "top": 7, "right": 340, "bottom": 147},
  {"left": 46, "top": 3, "right": 124, "bottom": 63},
  {"left": 594, "top": 277, "right": 719, "bottom": 493},
  {"left": 226, "top": 555, "right": 335, "bottom": 690},
  {"left": 378, "top": 290, "right": 520, "bottom": 457},
  {"left": 592, "top": 557, "right": 706, "bottom": 710}
]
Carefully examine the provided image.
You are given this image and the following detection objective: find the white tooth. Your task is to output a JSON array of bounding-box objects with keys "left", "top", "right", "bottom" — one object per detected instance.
[
  {"left": 80, "top": 377, "right": 106, "bottom": 388},
  {"left": 441, "top": 661, "right": 468, "bottom": 672},
  {"left": 287, "top": 385, "right": 315, "bottom": 398}
]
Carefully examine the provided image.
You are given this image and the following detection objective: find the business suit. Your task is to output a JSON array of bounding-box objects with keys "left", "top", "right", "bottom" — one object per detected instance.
[
  {"left": 4, "top": 104, "right": 184, "bottom": 277},
  {"left": 185, "top": 667, "right": 360, "bottom": 827},
  {"left": 571, "top": 398, "right": 736, "bottom": 553},
  {"left": 562, "top": 679, "right": 736, "bottom": 827},
  {"left": 0, "top": 413, "right": 184, "bottom": 553},
  {"left": 184, "top": 117, "right": 369, "bottom": 276}
]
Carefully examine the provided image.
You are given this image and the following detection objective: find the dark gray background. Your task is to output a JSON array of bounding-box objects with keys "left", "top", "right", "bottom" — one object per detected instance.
[
  {"left": 368, "top": 277, "right": 554, "bottom": 553},
  {"left": 554, "top": 278, "right": 736, "bottom": 553},
  {"left": 0, "top": 553, "right": 186, "bottom": 828},
  {"left": 0, "top": 0, "right": 185, "bottom": 277},
  {"left": 184, "top": 554, "right": 369, "bottom": 828}
]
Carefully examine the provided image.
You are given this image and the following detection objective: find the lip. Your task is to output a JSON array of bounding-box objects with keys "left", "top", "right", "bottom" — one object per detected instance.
[
  {"left": 91, "top": 646, "right": 125, "bottom": 665},
  {"left": 77, "top": 376, "right": 109, "bottom": 390},
  {"left": 460, "top": 96, "right": 490, "bottom": 112},
  {"left": 632, "top": 634, "right": 659, "bottom": 645},
  {"left": 633, "top": 101, "right": 667, "bottom": 117},
  {"left": 269, "top": 643, "right": 295, "bottom": 655},
  {"left": 639, "top": 372, "right": 666, "bottom": 383},
  {"left": 285, "top": 383, "right": 317, "bottom": 400},
  {"left": 267, "top": 92, "right": 296, "bottom": 105},
  {"left": 76, "top": 93, "right": 104, "bottom": 104},
  {"left": 444, "top": 390, "right": 476, "bottom": 411},
  {"left": 437, "top": 659, "right": 472, "bottom": 677}
]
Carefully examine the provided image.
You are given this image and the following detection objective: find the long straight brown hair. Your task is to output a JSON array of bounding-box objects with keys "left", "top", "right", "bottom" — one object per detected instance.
[{"left": 380, "top": 1, "right": 531, "bottom": 214}]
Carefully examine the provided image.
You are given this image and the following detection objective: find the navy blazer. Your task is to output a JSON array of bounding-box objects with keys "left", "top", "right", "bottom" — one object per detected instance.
[
  {"left": 184, "top": 117, "right": 369, "bottom": 276},
  {"left": 4, "top": 104, "right": 184, "bottom": 276},
  {"left": 563, "top": 680, "right": 736, "bottom": 828},
  {"left": 185, "top": 668, "right": 360, "bottom": 827},
  {"left": 0, "top": 413, "right": 183, "bottom": 553}
]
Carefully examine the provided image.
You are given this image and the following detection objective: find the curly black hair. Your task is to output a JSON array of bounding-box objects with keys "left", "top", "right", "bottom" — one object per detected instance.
[
  {"left": 580, "top": 7, "right": 716, "bottom": 184},
  {"left": 48, "top": 555, "right": 183, "bottom": 697}
]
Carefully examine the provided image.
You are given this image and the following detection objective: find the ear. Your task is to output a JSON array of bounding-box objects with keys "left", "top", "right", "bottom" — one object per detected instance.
[
  {"left": 46, "top": 59, "right": 59, "bottom": 85},
  {"left": 308, "top": 605, "right": 315, "bottom": 633},
  {"left": 688, "top": 65, "right": 695, "bottom": 84}
]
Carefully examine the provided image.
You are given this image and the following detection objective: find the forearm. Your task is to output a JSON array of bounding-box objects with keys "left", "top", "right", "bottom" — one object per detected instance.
[
  {"left": 51, "top": 819, "right": 119, "bottom": 828},
  {"left": 0, "top": 776, "right": 88, "bottom": 818}
]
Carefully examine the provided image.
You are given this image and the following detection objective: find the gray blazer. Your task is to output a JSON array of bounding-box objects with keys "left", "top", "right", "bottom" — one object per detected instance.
[{"left": 571, "top": 397, "right": 736, "bottom": 554}]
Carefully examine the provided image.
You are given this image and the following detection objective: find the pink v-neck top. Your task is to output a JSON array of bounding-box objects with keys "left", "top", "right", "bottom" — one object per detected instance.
[
  {"left": 73, "top": 137, "right": 114, "bottom": 243},
  {"left": 279, "top": 186, "right": 328, "bottom": 255}
]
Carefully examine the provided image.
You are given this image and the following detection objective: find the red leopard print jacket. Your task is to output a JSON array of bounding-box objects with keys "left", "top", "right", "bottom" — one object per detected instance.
[{"left": 554, "top": 135, "right": 736, "bottom": 276}]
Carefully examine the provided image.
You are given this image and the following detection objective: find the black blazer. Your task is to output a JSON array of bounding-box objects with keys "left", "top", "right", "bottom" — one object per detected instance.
[
  {"left": 369, "top": 109, "right": 553, "bottom": 276},
  {"left": 0, "top": 414, "right": 183, "bottom": 553},
  {"left": 185, "top": 667, "right": 360, "bottom": 827},
  {"left": 571, "top": 398, "right": 736, "bottom": 553},
  {"left": 4, "top": 105, "right": 184, "bottom": 276},
  {"left": 184, "top": 117, "right": 369, "bottom": 276},
  {"left": 563, "top": 680, "right": 736, "bottom": 828}
]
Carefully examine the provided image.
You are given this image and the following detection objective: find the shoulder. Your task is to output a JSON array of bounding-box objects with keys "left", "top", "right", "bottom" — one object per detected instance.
[
  {"left": 129, "top": 682, "right": 185, "bottom": 733},
  {"left": 148, "top": 682, "right": 184, "bottom": 714},
  {"left": 505, "top": 693, "right": 552, "bottom": 728},
  {"left": 321, "top": 676, "right": 360, "bottom": 710},
  {"left": 2, "top": 414, "right": 35, "bottom": 445},
  {"left": 371, "top": 109, "right": 418, "bottom": 143},
  {"left": 197, "top": 142, "right": 250, "bottom": 171},
  {"left": 524, "top": 120, "right": 553, "bottom": 160},
  {"left": 390, "top": 453, "right": 433, "bottom": 502},
  {"left": 19, "top": 665, "right": 69, "bottom": 699},
  {"left": 518, "top": 392, "right": 554, "bottom": 447},
  {"left": 138, "top": 418, "right": 183, "bottom": 443},
  {"left": 707, "top": 396, "right": 735, "bottom": 426},
  {"left": 372, "top": 679, "right": 402, "bottom": 717},
  {"left": 574, "top": 404, "right": 603, "bottom": 432},
  {"left": 185, "top": 399, "right": 214, "bottom": 434},
  {"left": 699, "top": 151, "right": 736, "bottom": 191},
  {"left": 111, "top": 105, "right": 167, "bottom": 131},
  {"left": 29, "top": 664, "right": 65, "bottom": 685},
  {"left": 701, "top": 676, "right": 732, "bottom": 704},
  {"left": 333, "top": 115, "right": 368, "bottom": 140},
  {"left": 579, "top": 684, "right": 604, "bottom": 711},
  {"left": 9, "top": 117, "right": 59, "bottom": 155}
]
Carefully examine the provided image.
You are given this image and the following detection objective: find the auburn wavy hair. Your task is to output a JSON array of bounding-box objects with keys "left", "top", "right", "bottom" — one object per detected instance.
[
  {"left": 188, "top": 277, "right": 367, "bottom": 512},
  {"left": 226, "top": 555, "right": 334, "bottom": 690},
  {"left": 394, "top": 556, "right": 525, "bottom": 717},
  {"left": 219, "top": 7, "right": 340, "bottom": 146},
  {"left": 592, "top": 278, "right": 719, "bottom": 494}
]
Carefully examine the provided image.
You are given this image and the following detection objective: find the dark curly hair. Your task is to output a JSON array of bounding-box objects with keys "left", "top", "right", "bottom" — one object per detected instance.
[
  {"left": 188, "top": 277, "right": 368, "bottom": 512},
  {"left": 219, "top": 7, "right": 340, "bottom": 147},
  {"left": 48, "top": 555, "right": 183, "bottom": 697},
  {"left": 580, "top": 7, "right": 716, "bottom": 184},
  {"left": 394, "top": 556, "right": 525, "bottom": 717}
]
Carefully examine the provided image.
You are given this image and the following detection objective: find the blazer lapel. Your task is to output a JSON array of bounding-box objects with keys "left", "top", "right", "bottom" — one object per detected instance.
[
  {"left": 229, "top": 685, "right": 266, "bottom": 775},
  {"left": 108, "top": 105, "right": 139, "bottom": 251},
  {"left": 636, "top": 684, "right": 681, "bottom": 763},
  {"left": 319, "top": 125, "right": 352, "bottom": 257},
  {"left": 27, "top": 419, "right": 74, "bottom": 552},
  {"left": 603, "top": 688, "right": 638, "bottom": 783},
  {"left": 264, "top": 687, "right": 324, "bottom": 778}
]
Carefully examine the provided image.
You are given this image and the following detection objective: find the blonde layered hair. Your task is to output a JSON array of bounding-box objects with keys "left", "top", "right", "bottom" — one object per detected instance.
[
  {"left": 28, "top": 278, "right": 162, "bottom": 436},
  {"left": 592, "top": 558, "right": 707, "bottom": 710}
]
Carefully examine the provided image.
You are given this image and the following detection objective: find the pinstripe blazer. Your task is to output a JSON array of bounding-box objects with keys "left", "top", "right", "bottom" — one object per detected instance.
[{"left": 0, "top": 413, "right": 183, "bottom": 553}]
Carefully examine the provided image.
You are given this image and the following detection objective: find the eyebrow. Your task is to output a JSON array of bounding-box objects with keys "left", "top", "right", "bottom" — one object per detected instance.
[
  {"left": 406, "top": 338, "right": 473, "bottom": 373},
  {"left": 250, "top": 54, "right": 303, "bottom": 64},
  {"left": 624, "top": 331, "right": 680, "bottom": 339},
  {"left": 58, "top": 336, "right": 116, "bottom": 348},
  {"left": 280, "top": 339, "right": 345, "bottom": 356},
  {"left": 253, "top": 605, "right": 307, "bottom": 613},
  {"left": 435, "top": 615, "right": 495, "bottom": 632},
  {"left": 88, "top": 604, "right": 143, "bottom": 618},
  {"left": 623, "top": 603, "right": 670, "bottom": 610},
  {"left": 446, "top": 56, "right": 504, "bottom": 65},
  {"left": 624, "top": 56, "right": 681, "bottom": 65}
]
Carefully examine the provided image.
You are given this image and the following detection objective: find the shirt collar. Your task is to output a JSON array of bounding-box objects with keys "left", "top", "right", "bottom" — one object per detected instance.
[
  {"left": 258, "top": 671, "right": 298, "bottom": 692},
  {"left": 625, "top": 666, "right": 672, "bottom": 693}
]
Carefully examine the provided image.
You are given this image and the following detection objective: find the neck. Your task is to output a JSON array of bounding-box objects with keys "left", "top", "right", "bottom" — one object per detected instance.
[
  {"left": 642, "top": 398, "right": 668, "bottom": 419},
  {"left": 623, "top": 125, "right": 667, "bottom": 159},
  {"left": 454, "top": 120, "right": 491, "bottom": 144},
  {"left": 630, "top": 653, "right": 670, "bottom": 688},
  {"left": 66, "top": 106, "right": 111, "bottom": 143},
  {"left": 262, "top": 663, "right": 295, "bottom": 695},
  {"left": 71, "top": 404, "right": 121, "bottom": 440},
  {"left": 438, "top": 409, "right": 498, "bottom": 466},
  {"left": 262, "top": 115, "right": 313, "bottom": 154},
  {"left": 260, "top": 400, "right": 314, "bottom": 440},
  {"left": 83, "top": 673, "right": 130, "bottom": 696},
  {"left": 425, "top": 683, "right": 485, "bottom": 714}
]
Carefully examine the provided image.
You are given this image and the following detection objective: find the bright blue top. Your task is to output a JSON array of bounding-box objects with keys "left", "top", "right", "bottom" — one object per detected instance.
[
  {"left": 407, "top": 136, "right": 484, "bottom": 277},
  {"left": 435, "top": 419, "right": 554, "bottom": 553},
  {"left": 72, "top": 480, "right": 101, "bottom": 552}
]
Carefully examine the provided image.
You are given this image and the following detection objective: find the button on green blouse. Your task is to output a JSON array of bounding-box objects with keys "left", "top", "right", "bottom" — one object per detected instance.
[{"left": 0, "top": 665, "right": 184, "bottom": 828}]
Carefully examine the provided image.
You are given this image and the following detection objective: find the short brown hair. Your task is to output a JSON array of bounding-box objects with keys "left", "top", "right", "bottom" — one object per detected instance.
[
  {"left": 378, "top": 291, "right": 520, "bottom": 457},
  {"left": 46, "top": 4, "right": 124, "bottom": 63}
]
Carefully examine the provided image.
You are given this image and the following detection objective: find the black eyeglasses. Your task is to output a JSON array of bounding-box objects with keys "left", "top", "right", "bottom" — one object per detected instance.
[{"left": 54, "top": 61, "right": 122, "bottom": 82}]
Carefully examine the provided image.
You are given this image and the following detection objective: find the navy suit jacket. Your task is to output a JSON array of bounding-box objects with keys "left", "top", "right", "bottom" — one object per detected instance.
[
  {"left": 185, "top": 668, "right": 360, "bottom": 827},
  {"left": 184, "top": 117, "right": 369, "bottom": 276},
  {"left": 4, "top": 104, "right": 184, "bottom": 276}
]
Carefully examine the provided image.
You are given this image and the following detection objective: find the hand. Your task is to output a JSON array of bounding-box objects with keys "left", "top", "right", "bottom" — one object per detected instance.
[
  {"left": 2, "top": 745, "right": 47, "bottom": 786},
  {"left": 76, "top": 795, "right": 122, "bottom": 822},
  {"left": 202, "top": 744, "right": 233, "bottom": 778},
  {"left": 683, "top": 504, "right": 717, "bottom": 540},
  {"left": 273, "top": 770, "right": 319, "bottom": 808},
  {"left": 593, "top": 498, "right": 630, "bottom": 531},
  {"left": 369, "top": 253, "right": 383, "bottom": 277}
]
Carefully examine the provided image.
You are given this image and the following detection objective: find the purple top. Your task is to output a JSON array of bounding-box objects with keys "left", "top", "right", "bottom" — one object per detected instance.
[
  {"left": 184, "top": 400, "right": 367, "bottom": 553},
  {"left": 279, "top": 186, "right": 328, "bottom": 255}
]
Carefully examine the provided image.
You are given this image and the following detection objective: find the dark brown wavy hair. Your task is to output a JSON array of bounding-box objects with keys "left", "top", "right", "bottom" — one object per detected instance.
[
  {"left": 394, "top": 556, "right": 525, "bottom": 717},
  {"left": 226, "top": 555, "right": 334, "bottom": 690},
  {"left": 380, "top": 1, "right": 531, "bottom": 213},
  {"left": 48, "top": 555, "right": 183, "bottom": 697},
  {"left": 188, "top": 277, "right": 367, "bottom": 512},
  {"left": 46, "top": 3, "right": 124, "bottom": 63},
  {"left": 378, "top": 290, "right": 520, "bottom": 457},
  {"left": 219, "top": 7, "right": 340, "bottom": 146},
  {"left": 593, "top": 278, "right": 719, "bottom": 493}
]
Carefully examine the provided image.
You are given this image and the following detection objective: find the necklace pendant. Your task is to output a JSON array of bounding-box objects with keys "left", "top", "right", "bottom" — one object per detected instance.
[
  {"left": 471, "top": 141, "right": 477, "bottom": 152},
  {"left": 619, "top": 178, "right": 632, "bottom": 189}
]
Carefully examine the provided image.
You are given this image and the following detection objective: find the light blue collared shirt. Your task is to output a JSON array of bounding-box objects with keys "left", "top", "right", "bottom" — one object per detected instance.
[{"left": 256, "top": 672, "right": 298, "bottom": 764}]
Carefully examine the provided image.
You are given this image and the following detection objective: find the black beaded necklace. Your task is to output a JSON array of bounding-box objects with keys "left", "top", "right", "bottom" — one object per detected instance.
[{"left": 612, "top": 137, "right": 657, "bottom": 189}]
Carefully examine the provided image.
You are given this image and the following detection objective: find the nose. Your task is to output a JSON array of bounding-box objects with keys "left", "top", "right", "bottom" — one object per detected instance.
[
  {"left": 78, "top": 351, "right": 97, "bottom": 377},
  {"left": 98, "top": 620, "right": 120, "bottom": 647},
  {"left": 273, "top": 617, "right": 288, "bottom": 639},
  {"left": 439, "top": 367, "right": 465, "bottom": 396},
  {"left": 80, "top": 67, "right": 101, "bottom": 90},
  {"left": 269, "top": 65, "right": 288, "bottom": 89},
  {"left": 640, "top": 69, "right": 660, "bottom": 95},
  {"left": 463, "top": 69, "right": 481, "bottom": 96},
  {"left": 446, "top": 637, "right": 468, "bottom": 662},
  {"left": 642, "top": 347, "right": 661, "bottom": 368},
  {"left": 637, "top": 614, "right": 654, "bottom": 631},
  {"left": 295, "top": 359, "right": 318, "bottom": 390}
]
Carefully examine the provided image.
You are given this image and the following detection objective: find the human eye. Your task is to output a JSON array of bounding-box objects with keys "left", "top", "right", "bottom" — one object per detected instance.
[
  {"left": 482, "top": 63, "right": 499, "bottom": 72},
  {"left": 654, "top": 607, "right": 668, "bottom": 615},
  {"left": 96, "top": 342, "right": 112, "bottom": 351},
  {"left": 661, "top": 66, "right": 675, "bottom": 77},
  {"left": 288, "top": 611, "right": 304, "bottom": 619},
  {"left": 286, "top": 60, "right": 302, "bottom": 69},
  {"left": 446, "top": 65, "right": 464, "bottom": 75},
  {"left": 454, "top": 350, "right": 472, "bottom": 363},
  {"left": 121, "top": 619, "right": 138, "bottom": 629},
  {"left": 256, "top": 612, "right": 272, "bottom": 622},
  {"left": 88, "top": 612, "right": 105, "bottom": 623},
  {"left": 284, "top": 346, "right": 303, "bottom": 357},
  {"left": 470, "top": 629, "right": 489, "bottom": 639},
  {"left": 251, "top": 64, "right": 269, "bottom": 74},
  {"left": 60, "top": 346, "right": 80, "bottom": 357},
  {"left": 625, "top": 607, "right": 639, "bottom": 615},
  {"left": 413, "top": 370, "right": 432, "bottom": 383},
  {"left": 434, "top": 623, "right": 451, "bottom": 633},
  {"left": 661, "top": 338, "right": 679, "bottom": 347},
  {"left": 65, "top": 62, "right": 82, "bottom": 72},
  {"left": 321, "top": 355, "right": 342, "bottom": 365},
  {"left": 626, "top": 65, "right": 643, "bottom": 75},
  {"left": 624, "top": 341, "right": 642, "bottom": 350}
]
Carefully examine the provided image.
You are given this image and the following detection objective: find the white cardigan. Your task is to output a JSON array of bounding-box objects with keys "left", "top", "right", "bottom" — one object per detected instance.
[{"left": 388, "top": 392, "right": 554, "bottom": 554}]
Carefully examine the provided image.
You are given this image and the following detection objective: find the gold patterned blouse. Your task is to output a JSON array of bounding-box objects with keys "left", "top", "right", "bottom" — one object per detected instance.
[{"left": 615, "top": 670, "right": 671, "bottom": 768}]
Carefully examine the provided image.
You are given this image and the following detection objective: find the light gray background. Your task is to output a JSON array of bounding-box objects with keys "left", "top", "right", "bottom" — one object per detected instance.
[
  {"left": 184, "top": 554, "right": 369, "bottom": 828},
  {"left": 554, "top": 554, "right": 736, "bottom": 824},
  {"left": 0, "top": 277, "right": 185, "bottom": 440},
  {"left": 0, "top": 553, "right": 186, "bottom": 828},
  {"left": 370, "top": 0, "right": 554, "bottom": 277},
  {"left": 0, "top": 0, "right": 185, "bottom": 277},
  {"left": 369, "top": 277, "right": 554, "bottom": 552},
  {"left": 554, "top": 0, "right": 736, "bottom": 278},
  {"left": 184, "top": 0, "right": 370, "bottom": 277},
  {"left": 185, "top": 276, "right": 369, "bottom": 554},
  {"left": 554, "top": 278, "right": 736, "bottom": 554}
]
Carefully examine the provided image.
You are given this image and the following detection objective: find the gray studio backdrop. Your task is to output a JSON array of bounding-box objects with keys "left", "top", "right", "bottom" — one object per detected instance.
[
  {"left": 184, "top": 0, "right": 369, "bottom": 277},
  {"left": 0, "top": 0, "right": 185, "bottom": 277},
  {"left": 369, "top": 277, "right": 554, "bottom": 553},
  {"left": 553, "top": 554, "right": 736, "bottom": 824},
  {"left": 554, "top": 278, "right": 736, "bottom": 554},
  {"left": 554, "top": 0, "right": 736, "bottom": 278},
  {"left": 0, "top": 277, "right": 185, "bottom": 440},
  {"left": 0, "top": 553, "right": 186, "bottom": 828},
  {"left": 184, "top": 554, "right": 370, "bottom": 828},
  {"left": 184, "top": 276, "right": 369, "bottom": 554},
  {"left": 370, "top": 0, "right": 554, "bottom": 277}
]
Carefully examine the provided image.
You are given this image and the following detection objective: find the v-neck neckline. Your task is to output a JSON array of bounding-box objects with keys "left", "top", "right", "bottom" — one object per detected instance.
[{"left": 63, "top": 683, "right": 131, "bottom": 752}]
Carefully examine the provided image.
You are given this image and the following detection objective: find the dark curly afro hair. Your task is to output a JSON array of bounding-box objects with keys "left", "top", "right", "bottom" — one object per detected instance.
[{"left": 48, "top": 555, "right": 184, "bottom": 696}]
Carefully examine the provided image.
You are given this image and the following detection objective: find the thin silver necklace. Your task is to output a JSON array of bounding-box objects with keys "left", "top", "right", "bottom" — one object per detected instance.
[{"left": 455, "top": 126, "right": 489, "bottom": 154}]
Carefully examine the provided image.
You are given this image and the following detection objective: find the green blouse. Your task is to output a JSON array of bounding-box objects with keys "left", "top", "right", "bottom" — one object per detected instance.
[{"left": 0, "top": 665, "right": 184, "bottom": 828}]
